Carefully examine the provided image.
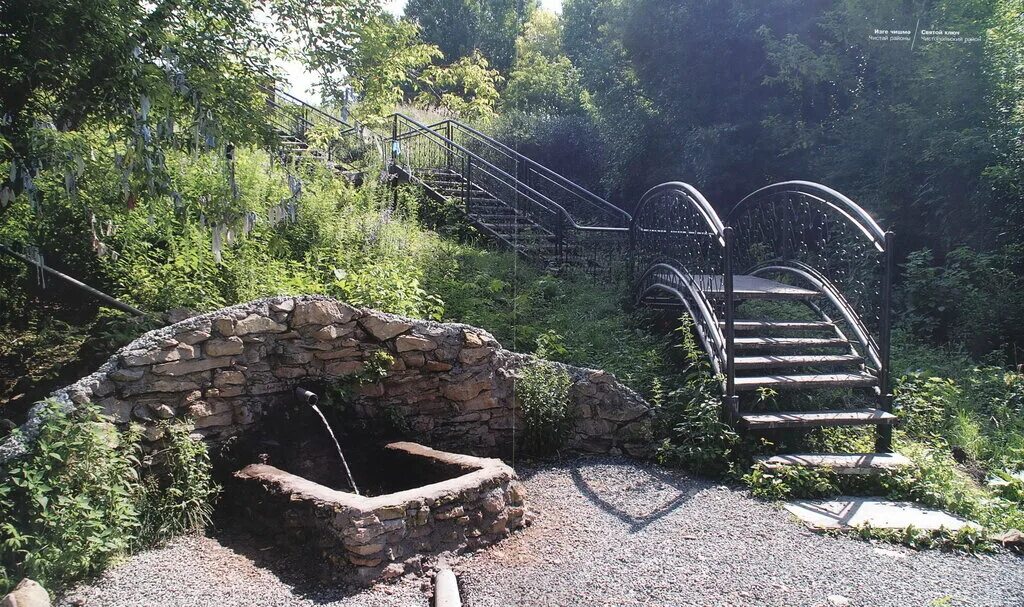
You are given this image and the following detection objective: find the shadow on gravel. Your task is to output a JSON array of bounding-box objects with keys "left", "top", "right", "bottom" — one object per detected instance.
[
  {"left": 211, "top": 527, "right": 369, "bottom": 604},
  {"left": 568, "top": 459, "right": 702, "bottom": 533}
]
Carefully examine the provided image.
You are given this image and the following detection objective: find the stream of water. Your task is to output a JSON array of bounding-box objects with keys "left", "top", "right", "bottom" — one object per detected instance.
[{"left": 309, "top": 403, "right": 361, "bottom": 495}]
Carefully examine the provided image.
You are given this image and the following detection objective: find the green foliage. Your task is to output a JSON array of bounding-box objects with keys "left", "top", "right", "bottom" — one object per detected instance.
[
  {"left": 534, "top": 330, "right": 569, "bottom": 362},
  {"left": 655, "top": 318, "right": 737, "bottom": 475},
  {"left": 0, "top": 401, "right": 138, "bottom": 593},
  {"left": 0, "top": 402, "right": 219, "bottom": 593},
  {"left": 345, "top": 14, "right": 443, "bottom": 124},
  {"left": 744, "top": 440, "right": 1024, "bottom": 547},
  {"left": 426, "top": 245, "right": 672, "bottom": 396},
  {"left": 136, "top": 421, "right": 219, "bottom": 547},
  {"left": 744, "top": 464, "right": 838, "bottom": 501},
  {"left": 504, "top": 11, "right": 586, "bottom": 115},
  {"left": 515, "top": 362, "right": 573, "bottom": 456},
  {"left": 901, "top": 246, "right": 1024, "bottom": 358},
  {"left": 852, "top": 524, "right": 990, "bottom": 554},
  {"left": 415, "top": 51, "right": 503, "bottom": 121},
  {"left": 405, "top": 0, "right": 536, "bottom": 73},
  {"left": 656, "top": 393, "right": 737, "bottom": 477},
  {"left": 895, "top": 361, "right": 1024, "bottom": 476},
  {"left": 361, "top": 350, "right": 396, "bottom": 384},
  {"left": 655, "top": 315, "right": 737, "bottom": 474}
]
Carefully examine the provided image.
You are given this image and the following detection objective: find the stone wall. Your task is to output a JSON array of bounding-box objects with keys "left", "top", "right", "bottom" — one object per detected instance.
[
  {"left": 0, "top": 296, "right": 654, "bottom": 462},
  {"left": 233, "top": 441, "right": 526, "bottom": 584}
]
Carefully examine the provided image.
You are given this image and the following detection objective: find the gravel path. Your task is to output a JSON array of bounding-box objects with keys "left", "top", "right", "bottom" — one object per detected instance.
[{"left": 62, "top": 457, "right": 1024, "bottom": 607}]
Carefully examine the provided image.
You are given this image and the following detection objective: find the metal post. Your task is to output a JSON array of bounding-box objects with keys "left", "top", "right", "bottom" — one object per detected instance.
[
  {"left": 722, "top": 227, "right": 739, "bottom": 421},
  {"left": 464, "top": 156, "right": 472, "bottom": 210},
  {"left": 446, "top": 122, "right": 454, "bottom": 172},
  {"left": 876, "top": 230, "right": 896, "bottom": 452},
  {"left": 390, "top": 115, "right": 399, "bottom": 169}
]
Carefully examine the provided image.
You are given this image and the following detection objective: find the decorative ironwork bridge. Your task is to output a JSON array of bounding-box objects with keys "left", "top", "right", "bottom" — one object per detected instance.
[{"left": 271, "top": 90, "right": 900, "bottom": 467}]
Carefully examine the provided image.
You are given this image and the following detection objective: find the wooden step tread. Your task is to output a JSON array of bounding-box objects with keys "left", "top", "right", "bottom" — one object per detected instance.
[
  {"left": 724, "top": 320, "right": 834, "bottom": 331},
  {"left": 755, "top": 453, "right": 912, "bottom": 474},
  {"left": 734, "top": 354, "right": 864, "bottom": 370},
  {"left": 741, "top": 408, "right": 897, "bottom": 430},
  {"left": 735, "top": 372, "right": 876, "bottom": 391},
  {"left": 734, "top": 337, "right": 849, "bottom": 350},
  {"left": 696, "top": 275, "right": 820, "bottom": 300}
]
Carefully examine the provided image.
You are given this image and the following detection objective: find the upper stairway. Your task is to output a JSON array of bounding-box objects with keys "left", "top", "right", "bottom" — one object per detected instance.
[
  {"left": 265, "top": 88, "right": 383, "bottom": 174},
  {"left": 389, "top": 114, "right": 631, "bottom": 272}
]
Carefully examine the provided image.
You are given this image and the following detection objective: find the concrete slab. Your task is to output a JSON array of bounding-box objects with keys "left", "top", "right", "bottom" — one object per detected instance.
[
  {"left": 757, "top": 452, "right": 912, "bottom": 474},
  {"left": 784, "top": 497, "right": 980, "bottom": 532}
]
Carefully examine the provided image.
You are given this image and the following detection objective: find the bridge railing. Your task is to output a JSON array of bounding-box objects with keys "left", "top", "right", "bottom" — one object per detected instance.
[
  {"left": 726, "top": 181, "right": 894, "bottom": 395},
  {"left": 631, "top": 182, "right": 737, "bottom": 403}
]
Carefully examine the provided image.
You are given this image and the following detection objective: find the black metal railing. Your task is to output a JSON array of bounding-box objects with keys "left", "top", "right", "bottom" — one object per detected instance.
[
  {"left": 725, "top": 180, "right": 894, "bottom": 445},
  {"left": 429, "top": 119, "right": 631, "bottom": 229},
  {"left": 630, "top": 182, "right": 737, "bottom": 408},
  {"left": 263, "top": 87, "right": 385, "bottom": 167},
  {"left": 254, "top": 90, "right": 895, "bottom": 442},
  {"left": 391, "top": 114, "right": 630, "bottom": 269},
  {"left": 725, "top": 181, "right": 892, "bottom": 379}
]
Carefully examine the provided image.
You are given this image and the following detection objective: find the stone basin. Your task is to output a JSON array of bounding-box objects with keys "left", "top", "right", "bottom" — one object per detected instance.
[{"left": 232, "top": 441, "right": 526, "bottom": 584}]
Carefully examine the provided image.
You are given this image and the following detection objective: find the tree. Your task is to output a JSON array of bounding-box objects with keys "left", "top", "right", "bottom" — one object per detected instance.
[
  {"left": 343, "top": 14, "right": 442, "bottom": 123},
  {"left": 415, "top": 51, "right": 503, "bottom": 120},
  {"left": 405, "top": 0, "right": 537, "bottom": 73},
  {"left": 503, "top": 10, "right": 585, "bottom": 115}
]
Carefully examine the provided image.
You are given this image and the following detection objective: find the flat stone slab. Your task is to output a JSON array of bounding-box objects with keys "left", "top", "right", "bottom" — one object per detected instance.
[
  {"left": 785, "top": 497, "right": 980, "bottom": 532},
  {"left": 757, "top": 452, "right": 912, "bottom": 474}
]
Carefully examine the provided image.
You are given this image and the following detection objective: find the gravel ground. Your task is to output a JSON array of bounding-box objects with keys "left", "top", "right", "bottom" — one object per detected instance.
[{"left": 62, "top": 457, "right": 1024, "bottom": 607}]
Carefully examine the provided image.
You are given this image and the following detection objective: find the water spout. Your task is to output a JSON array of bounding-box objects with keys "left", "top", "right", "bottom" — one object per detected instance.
[{"left": 295, "top": 387, "right": 361, "bottom": 496}]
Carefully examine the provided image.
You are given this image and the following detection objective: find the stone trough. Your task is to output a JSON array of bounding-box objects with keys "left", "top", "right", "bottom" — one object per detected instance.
[{"left": 233, "top": 441, "right": 526, "bottom": 584}]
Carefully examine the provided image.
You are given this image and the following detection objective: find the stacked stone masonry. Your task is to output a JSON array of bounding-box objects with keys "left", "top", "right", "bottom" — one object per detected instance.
[
  {"left": 1, "top": 296, "right": 655, "bottom": 461},
  {"left": 233, "top": 442, "right": 526, "bottom": 584}
]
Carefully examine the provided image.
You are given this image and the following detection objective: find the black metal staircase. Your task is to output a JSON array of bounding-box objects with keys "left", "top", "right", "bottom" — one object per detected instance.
[{"left": 268, "top": 89, "right": 901, "bottom": 470}]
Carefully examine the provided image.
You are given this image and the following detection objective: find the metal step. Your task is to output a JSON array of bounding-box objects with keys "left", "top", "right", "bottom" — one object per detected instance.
[
  {"left": 754, "top": 452, "right": 912, "bottom": 474},
  {"left": 735, "top": 371, "right": 877, "bottom": 391},
  {"left": 741, "top": 408, "right": 897, "bottom": 430},
  {"left": 700, "top": 275, "right": 820, "bottom": 300},
  {"left": 734, "top": 337, "right": 850, "bottom": 350},
  {"left": 734, "top": 354, "right": 864, "bottom": 370},
  {"left": 724, "top": 320, "right": 834, "bottom": 332}
]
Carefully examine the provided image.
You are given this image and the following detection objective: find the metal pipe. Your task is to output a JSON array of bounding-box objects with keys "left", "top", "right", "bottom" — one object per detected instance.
[
  {"left": 294, "top": 387, "right": 319, "bottom": 406},
  {"left": 434, "top": 568, "right": 462, "bottom": 607},
  {"left": 0, "top": 243, "right": 147, "bottom": 317}
]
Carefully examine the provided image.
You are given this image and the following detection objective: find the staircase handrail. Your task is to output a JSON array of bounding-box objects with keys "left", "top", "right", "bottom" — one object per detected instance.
[
  {"left": 727, "top": 180, "right": 887, "bottom": 250},
  {"left": 630, "top": 182, "right": 736, "bottom": 398},
  {"left": 427, "top": 119, "right": 631, "bottom": 227},
  {"left": 392, "top": 113, "right": 627, "bottom": 235}
]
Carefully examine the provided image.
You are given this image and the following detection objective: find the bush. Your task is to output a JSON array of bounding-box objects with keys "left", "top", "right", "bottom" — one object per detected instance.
[
  {"left": 515, "top": 362, "right": 573, "bottom": 456},
  {"left": 136, "top": 421, "right": 219, "bottom": 547},
  {"left": 0, "top": 401, "right": 139, "bottom": 593},
  {"left": 901, "top": 246, "right": 1024, "bottom": 358},
  {"left": 0, "top": 402, "right": 219, "bottom": 593},
  {"left": 655, "top": 317, "right": 737, "bottom": 476},
  {"left": 744, "top": 464, "right": 838, "bottom": 501}
]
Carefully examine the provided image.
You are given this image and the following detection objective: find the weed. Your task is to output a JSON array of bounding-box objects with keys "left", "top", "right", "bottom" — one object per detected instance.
[{"left": 516, "top": 362, "right": 573, "bottom": 456}]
